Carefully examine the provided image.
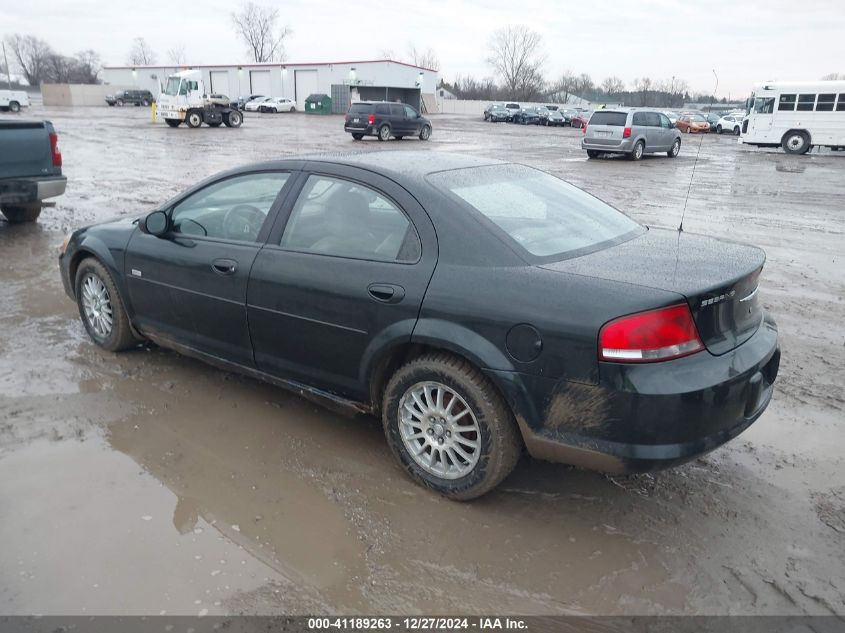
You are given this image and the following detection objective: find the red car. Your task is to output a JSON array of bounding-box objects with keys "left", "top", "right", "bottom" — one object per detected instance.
[{"left": 571, "top": 112, "right": 591, "bottom": 129}]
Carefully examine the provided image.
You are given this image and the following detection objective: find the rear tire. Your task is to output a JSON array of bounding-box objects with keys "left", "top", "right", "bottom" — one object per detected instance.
[
  {"left": 9, "top": 101, "right": 20, "bottom": 113},
  {"left": 1, "top": 204, "right": 41, "bottom": 223},
  {"left": 733, "top": 126, "right": 741, "bottom": 136},
  {"left": 382, "top": 352, "right": 522, "bottom": 500},
  {"left": 782, "top": 130, "right": 810, "bottom": 154},
  {"left": 419, "top": 125, "right": 431, "bottom": 141},
  {"left": 165, "top": 118, "right": 181, "bottom": 127},
  {"left": 74, "top": 258, "right": 141, "bottom": 352},
  {"left": 628, "top": 140, "right": 645, "bottom": 161},
  {"left": 223, "top": 110, "right": 243, "bottom": 127},
  {"left": 716, "top": 124, "right": 723, "bottom": 134},
  {"left": 351, "top": 133, "right": 364, "bottom": 140},
  {"left": 668, "top": 138, "right": 681, "bottom": 158},
  {"left": 378, "top": 124, "right": 391, "bottom": 141}
]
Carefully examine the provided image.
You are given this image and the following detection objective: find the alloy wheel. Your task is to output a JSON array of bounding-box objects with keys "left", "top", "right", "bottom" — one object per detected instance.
[{"left": 81, "top": 274, "right": 113, "bottom": 338}]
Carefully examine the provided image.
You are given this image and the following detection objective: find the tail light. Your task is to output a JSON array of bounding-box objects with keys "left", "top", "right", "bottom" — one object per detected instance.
[
  {"left": 49, "top": 132, "right": 62, "bottom": 167},
  {"left": 367, "top": 114, "right": 376, "bottom": 125},
  {"left": 582, "top": 123, "right": 587, "bottom": 135},
  {"left": 599, "top": 304, "right": 704, "bottom": 363},
  {"left": 623, "top": 127, "right": 632, "bottom": 138}
]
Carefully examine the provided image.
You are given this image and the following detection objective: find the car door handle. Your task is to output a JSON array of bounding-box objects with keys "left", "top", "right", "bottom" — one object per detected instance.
[
  {"left": 368, "top": 283, "right": 405, "bottom": 304},
  {"left": 211, "top": 258, "right": 237, "bottom": 275}
]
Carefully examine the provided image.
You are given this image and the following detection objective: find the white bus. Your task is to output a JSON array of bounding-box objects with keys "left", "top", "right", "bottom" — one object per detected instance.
[{"left": 740, "top": 80, "right": 845, "bottom": 154}]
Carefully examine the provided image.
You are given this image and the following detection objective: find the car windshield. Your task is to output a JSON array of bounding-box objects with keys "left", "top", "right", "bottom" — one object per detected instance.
[
  {"left": 164, "top": 77, "right": 181, "bottom": 96},
  {"left": 429, "top": 165, "right": 644, "bottom": 261},
  {"left": 691, "top": 115, "right": 706, "bottom": 122}
]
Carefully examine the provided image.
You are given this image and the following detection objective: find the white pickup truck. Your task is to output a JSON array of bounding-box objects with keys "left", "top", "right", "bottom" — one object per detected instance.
[{"left": 0, "top": 90, "right": 30, "bottom": 113}]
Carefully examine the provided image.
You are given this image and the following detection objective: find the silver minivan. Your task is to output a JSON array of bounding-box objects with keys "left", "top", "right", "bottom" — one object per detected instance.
[{"left": 582, "top": 108, "right": 682, "bottom": 160}]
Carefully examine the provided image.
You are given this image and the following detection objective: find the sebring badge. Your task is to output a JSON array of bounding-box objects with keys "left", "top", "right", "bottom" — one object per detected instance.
[{"left": 701, "top": 290, "right": 736, "bottom": 307}]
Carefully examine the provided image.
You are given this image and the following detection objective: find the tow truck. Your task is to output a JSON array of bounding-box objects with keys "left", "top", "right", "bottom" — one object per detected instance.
[{"left": 156, "top": 69, "right": 243, "bottom": 129}]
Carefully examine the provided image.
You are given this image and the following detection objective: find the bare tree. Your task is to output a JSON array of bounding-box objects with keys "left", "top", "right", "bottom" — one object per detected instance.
[
  {"left": 378, "top": 48, "right": 397, "bottom": 60},
  {"left": 127, "top": 37, "right": 156, "bottom": 65},
  {"left": 573, "top": 73, "right": 593, "bottom": 98},
  {"left": 821, "top": 72, "right": 843, "bottom": 80},
  {"left": 600, "top": 76, "right": 625, "bottom": 97},
  {"left": 4, "top": 34, "right": 52, "bottom": 85},
  {"left": 406, "top": 44, "right": 440, "bottom": 71},
  {"left": 230, "top": 2, "right": 291, "bottom": 63},
  {"left": 550, "top": 70, "right": 577, "bottom": 103},
  {"left": 633, "top": 76, "right": 653, "bottom": 106},
  {"left": 166, "top": 45, "right": 187, "bottom": 66},
  {"left": 486, "top": 25, "right": 546, "bottom": 101}
]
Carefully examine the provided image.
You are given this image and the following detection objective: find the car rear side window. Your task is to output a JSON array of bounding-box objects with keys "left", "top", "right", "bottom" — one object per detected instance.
[
  {"left": 429, "top": 165, "right": 644, "bottom": 261},
  {"left": 375, "top": 104, "right": 390, "bottom": 115},
  {"left": 348, "top": 103, "right": 370, "bottom": 115},
  {"left": 589, "top": 111, "right": 627, "bottom": 126},
  {"left": 280, "top": 175, "right": 421, "bottom": 263}
]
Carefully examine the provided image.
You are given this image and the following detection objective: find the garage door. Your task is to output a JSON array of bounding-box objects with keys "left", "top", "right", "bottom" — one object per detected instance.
[
  {"left": 209, "top": 70, "right": 229, "bottom": 95},
  {"left": 294, "top": 70, "right": 318, "bottom": 110},
  {"left": 249, "top": 70, "right": 272, "bottom": 96}
]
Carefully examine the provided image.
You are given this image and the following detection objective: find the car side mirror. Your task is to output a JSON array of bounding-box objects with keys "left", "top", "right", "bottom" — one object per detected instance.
[{"left": 141, "top": 210, "right": 170, "bottom": 237}]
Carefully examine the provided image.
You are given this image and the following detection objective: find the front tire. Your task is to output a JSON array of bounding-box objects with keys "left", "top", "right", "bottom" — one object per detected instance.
[
  {"left": 186, "top": 110, "right": 203, "bottom": 128},
  {"left": 668, "top": 138, "right": 681, "bottom": 158},
  {"left": 74, "top": 258, "right": 141, "bottom": 352},
  {"left": 782, "top": 130, "right": 810, "bottom": 154},
  {"left": 716, "top": 124, "right": 723, "bottom": 134},
  {"left": 382, "top": 353, "right": 522, "bottom": 500},
  {"left": 1, "top": 204, "right": 41, "bottom": 223},
  {"left": 378, "top": 124, "right": 391, "bottom": 141},
  {"left": 733, "top": 126, "right": 741, "bottom": 136},
  {"left": 419, "top": 124, "right": 431, "bottom": 141}
]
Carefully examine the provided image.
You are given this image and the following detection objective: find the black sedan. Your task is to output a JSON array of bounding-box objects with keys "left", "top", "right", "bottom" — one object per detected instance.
[
  {"left": 511, "top": 107, "right": 542, "bottom": 124},
  {"left": 59, "top": 152, "right": 779, "bottom": 499}
]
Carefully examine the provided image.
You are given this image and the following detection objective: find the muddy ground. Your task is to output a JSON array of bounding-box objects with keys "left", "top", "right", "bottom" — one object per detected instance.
[{"left": 0, "top": 106, "right": 843, "bottom": 616}]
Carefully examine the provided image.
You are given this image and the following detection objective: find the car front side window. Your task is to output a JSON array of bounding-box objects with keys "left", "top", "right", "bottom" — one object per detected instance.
[
  {"left": 170, "top": 172, "right": 289, "bottom": 242},
  {"left": 280, "top": 175, "right": 421, "bottom": 263}
]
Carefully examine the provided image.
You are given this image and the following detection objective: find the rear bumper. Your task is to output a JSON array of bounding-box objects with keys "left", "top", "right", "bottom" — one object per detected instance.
[
  {"left": 0, "top": 175, "right": 67, "bottom": 205},
  {"left": 488, "top": 313, "right": 780, "bottom": 473},
  {"left": 345, "top": 125, "right": 374, "bottom": 136},
  {"left": 582, "top": 138, "right": 634, "bottom": 152}
]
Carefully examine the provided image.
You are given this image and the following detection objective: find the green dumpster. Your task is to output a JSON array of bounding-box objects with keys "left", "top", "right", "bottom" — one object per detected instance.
[{"left": 305, "top": 93, "right": 332, "bottom": 114}]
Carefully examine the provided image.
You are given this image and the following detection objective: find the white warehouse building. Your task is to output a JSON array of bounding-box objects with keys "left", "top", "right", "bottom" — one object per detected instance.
[{"left": 101, "top": 59, "right": 440, "bottom": 113}]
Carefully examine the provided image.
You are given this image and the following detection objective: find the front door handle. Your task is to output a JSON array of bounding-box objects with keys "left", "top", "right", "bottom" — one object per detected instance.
[
  {"left": 212, "top": 258, "right": 237, "bottom": 275},
  {"left": 368, "top": 283, "right": 405, "bottom": 304}
]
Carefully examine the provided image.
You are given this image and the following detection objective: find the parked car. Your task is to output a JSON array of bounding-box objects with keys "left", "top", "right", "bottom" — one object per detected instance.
[
  {"left": 244, "top": 97, "right": 272, "bottom": 112},
  {"left": 704, "top": 113, "right": 720, "bottom": 132},
  {"left": 676, "top": 113, "right": 711, "bottom": 134},
  {"left": 504, "top": 102, "right": 521, "bottom": 120},
  {"left": 0, "top": 89, "right": 30, "bottom": 112},
  {"left": 0, "top": 120, "right": 66, "bottom": 223},
  {"left": 512, "top": 107, "right": 541, "bottom": 125},
  {"left": 58, "top": 151, "right": 779, "bottom": 499},
  {"left": 237, "top": 94, "right": 265, "bottom": 109},
  {"left": 716, "top": 114, "right": 744, "bottom": 135},
  {"left": 207, "top": 94, "right": 238, "bottom": 109},
  {"left": 541, "top": 109, "right": 566, "bottom": 127},
  {"left": 663, "top": 111, "right": 679, "bottom": 125},
  {"left": 105, "top": 90, "right": 155, "bottom": 107},
  {"left": 570, "top": 111, "right": 591, "bottom": 128},
  {"left": 582, "top": 108, "right": 682, "bottom": 160},
  {"left": 259, "top": 97, "right": 296, "bottom": 113},
  {"left": 483, "top": 103, "right": 504, "bottom": 121},
  {"left": 344, "top": 101, "right": 432, "bottom": 141},
  {"left": 487, "top": 105, "right": 509, "bottom": 122},
  {"left": 561, "top": 109, "right": 578, "bottom": 126}
]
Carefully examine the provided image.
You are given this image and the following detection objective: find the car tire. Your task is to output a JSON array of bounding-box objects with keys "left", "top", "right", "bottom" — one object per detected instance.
[
  {"left": 419, "top": 125, "right": 431, "bottom": 141},
  {"left": 628, "top": 140, "right": 645, "bottom": 161},
  {"left": 382, "top": 352, "right": 522, "bottom": 500},
  {"left": 586, "top": 150, "right": 601, "bottom": 159},
  {"left": 1, "top": 204, "right": 41, "bottom": 223},
  {"left": 668, "top": 138, "right": 681, "bottom": 158},
  {"left": 165, "top": 118, "right": 181, "bottom": 127},
  {"left": 716, "top": 124, "right": 723, "bottom": 134},
  {"left": 733, "top": 126, "right": 741, "bottom": 136},
  {"left": 74, "top": 257, "right": 141, "bottom": 352},
  {"left": 378, "top": 125, "right": 391, "bottom": 141},
  {"left": 116, "top": 99, "right": 124, "bottom": 106},
  {"left": 186, "top": 110, "right": 203, "bottom": 128},
  {"left": 782, "top": 130, "right": 810, "bottom": 154},
  {"left": 223, "top": 110, "right": 243, "bottom": 128},
  {"left": 9, "top": 101, "right": 20, "bottom": 113},
  {"left": 351, "top": 133, "right": 364, "bottom": 140}
]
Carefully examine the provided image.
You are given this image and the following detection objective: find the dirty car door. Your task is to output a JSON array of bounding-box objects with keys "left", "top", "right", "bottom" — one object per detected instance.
[{"left": 247, "top": 165, "right": 438, "bottom": 399}]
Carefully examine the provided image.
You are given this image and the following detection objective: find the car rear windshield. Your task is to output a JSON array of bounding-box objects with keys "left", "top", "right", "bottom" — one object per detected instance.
[
  {"left": 428, "top": 165, "right": 644, "bottom": 261},
  {"left": 589, "top": 111, "right": 627, "bottom": 126},
  {"left": 348, "top": 103, "right": 371, "bottom": 114}
]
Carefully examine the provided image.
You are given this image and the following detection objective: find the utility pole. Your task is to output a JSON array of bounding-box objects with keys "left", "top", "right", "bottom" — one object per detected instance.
[{"left": 2, "top": 41, "right": 12, "bottom": 90}]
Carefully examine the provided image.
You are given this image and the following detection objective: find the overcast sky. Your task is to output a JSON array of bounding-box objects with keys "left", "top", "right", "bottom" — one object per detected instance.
[{"left": 3, "top": 0, "right": 843, "bottom": 98}]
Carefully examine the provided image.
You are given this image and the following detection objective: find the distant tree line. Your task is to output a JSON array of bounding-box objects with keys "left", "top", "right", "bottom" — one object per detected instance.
[{"left": 3, "top": 34, "right": 101, "bottom": 85}]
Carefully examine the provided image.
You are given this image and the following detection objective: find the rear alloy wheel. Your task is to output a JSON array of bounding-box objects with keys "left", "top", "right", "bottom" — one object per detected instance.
[
  {"left": 668, "top": 138, "right": 681, "bottom": 158},
  {"left": 716, "top": 124, "right": 723, "bottom": 134},
  {"left": 628, "top": 140, "right": 644, "bottom": 161},
  {"left": 351, "top": 133, "right": 364, "bottom": 140},
  {"left": 75, "top": 258, "right": 141, "bottom": 352},
  {"left": 782, "top": 131, "right": 810, "bottom": 154},
  {"left": 186, "top": 110, "right": 203, "bottom": 128},
  {"left": 1, "top": 204, "right": 41, "bottom": 223},
  {"left": 165, "top": 118, "right": 181, "bottom": 127},
  {"left": 223, "top": 110, "right": 243, "bottom": 128},
  {"left": 419, "top": 125, "right": 431, "bottom": 141},
  {"left": 378, "top": 125, "right": 391, "bottom": 141},
  {"left": 383, "top": 353, "right": 521, "bottom": 500}
]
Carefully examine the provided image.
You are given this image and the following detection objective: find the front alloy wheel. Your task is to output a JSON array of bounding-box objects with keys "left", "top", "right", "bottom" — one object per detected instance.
[
  {"left": 419, "top": 125, "right": 431, "bottom": 141},
  {"left": 80, "top": 274, "right": 113, "bottom": 340}
]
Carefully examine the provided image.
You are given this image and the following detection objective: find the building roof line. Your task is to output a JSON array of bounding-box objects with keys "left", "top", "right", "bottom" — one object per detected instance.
[{"left": 103, "top": 59, "right": 439, "bottom": 73}]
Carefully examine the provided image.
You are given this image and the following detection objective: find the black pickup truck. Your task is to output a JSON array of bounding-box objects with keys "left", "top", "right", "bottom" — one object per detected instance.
[{"left": 0, "top": 120, "right": 66, "bottom": 222}]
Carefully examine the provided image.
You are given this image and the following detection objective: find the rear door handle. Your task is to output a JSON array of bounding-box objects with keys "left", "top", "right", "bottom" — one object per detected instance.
[
  {"left": 212, "top": 258, "right": 237, "bottom": 275},
  {"left": 368, "top": 283, "right": 405, "bottom": 304}
]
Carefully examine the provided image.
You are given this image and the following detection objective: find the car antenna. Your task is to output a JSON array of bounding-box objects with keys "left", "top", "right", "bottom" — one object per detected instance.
[{"left": 678, "top": 69, "right": 719, "bottom": 232}]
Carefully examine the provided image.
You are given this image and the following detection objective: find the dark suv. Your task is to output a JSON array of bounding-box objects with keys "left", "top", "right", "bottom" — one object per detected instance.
[
  {"left": 344, "top": 101, "right": 432, "bottom": 141},
  {"left": 106, "top": 90, "right": 155, "bottom": 107}
]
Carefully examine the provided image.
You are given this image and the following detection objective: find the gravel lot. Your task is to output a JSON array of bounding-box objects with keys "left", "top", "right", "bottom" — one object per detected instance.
[{"left": 1, "top": 105, "right": 843, "bottom": 616}]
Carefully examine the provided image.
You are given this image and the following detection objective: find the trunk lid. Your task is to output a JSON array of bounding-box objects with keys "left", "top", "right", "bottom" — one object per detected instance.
[
  {"left": 0, "top": 121, "right": 55, "bottom": 178},
  {"left": 540, "top": 228, "right": 765, "bottom": 355},
  {"left": 585, "top": 111, "right": 628, "bottom": 145}
]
